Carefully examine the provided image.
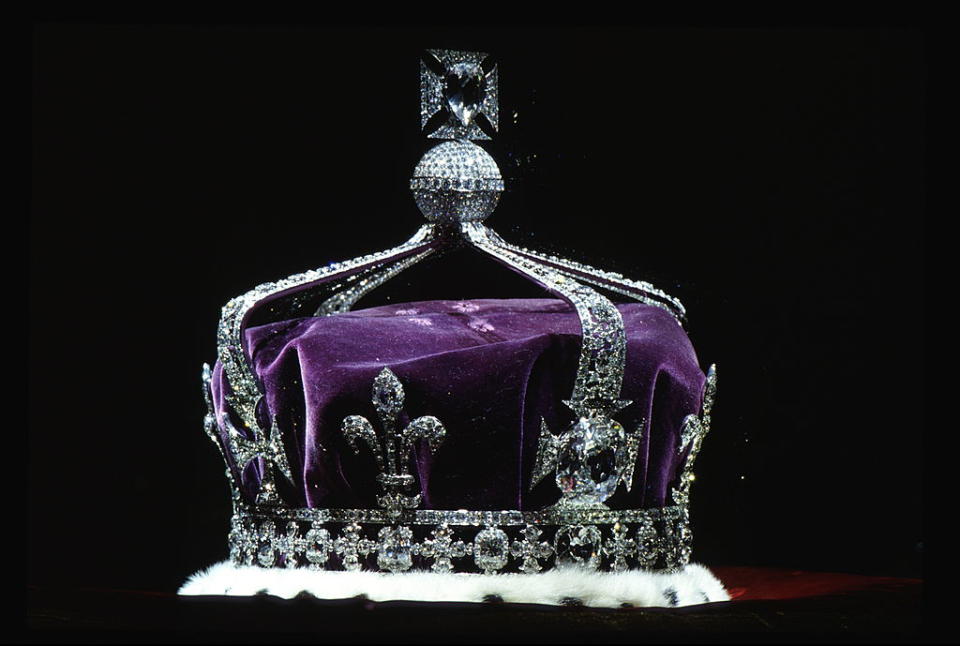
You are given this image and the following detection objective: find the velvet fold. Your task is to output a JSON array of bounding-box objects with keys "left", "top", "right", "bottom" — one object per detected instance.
[{"left": 211, "top": 298, "right": 707, "bottom": 512}]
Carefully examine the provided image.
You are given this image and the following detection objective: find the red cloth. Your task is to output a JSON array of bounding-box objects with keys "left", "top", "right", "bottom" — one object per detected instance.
[{"left": 712, "top": 565, "right": 921, "bottom": 601}]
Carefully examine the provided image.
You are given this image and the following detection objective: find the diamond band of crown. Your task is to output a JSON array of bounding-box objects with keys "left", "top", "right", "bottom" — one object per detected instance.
[
  {"left": 229, "top": 505, "right": 691, "bottom": 574},
  {"left": 204, "top": 49, "right": 715, "bottom": 576}
]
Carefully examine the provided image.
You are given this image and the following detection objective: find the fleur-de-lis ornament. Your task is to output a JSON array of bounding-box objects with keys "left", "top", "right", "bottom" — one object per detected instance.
[{"left": 341, "top": 368, "right": 446, "bottom": 519}]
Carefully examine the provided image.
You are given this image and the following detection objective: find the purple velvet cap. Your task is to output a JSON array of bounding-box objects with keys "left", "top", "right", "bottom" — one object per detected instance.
[{"left": 211, "top": 298, "right": 707, "bottom": 512}]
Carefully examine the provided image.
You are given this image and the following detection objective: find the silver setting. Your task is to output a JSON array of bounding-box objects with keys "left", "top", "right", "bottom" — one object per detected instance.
[
  {"left": 304, "top": 522, "right": 332, "bottom": 569},
  {"left": 531, "top": 413, "right": 644, "bottom": 509},
  {"left": 236, "top": 503, "right": 677, "bottom": 526},
  {"left": 257, "top": 520, "right": 277, "bottom": 567},
  {"left": 659, "top": 505, "right": 685, "bottom": 571},
  {"left": 676, "top": 506, "right": 694, "bottom": 566},
  {"left": 333, "top": 522, "right": 375, "bottom": 571},
  {"left": 554, "top": 524, "right": 603, "bottom": 570},
  {"left": 635, "top": 515, "right": 660, "bottom": 569},
  {"left": 313, "top": 250, "right": 433, "bottom": 317},
  {"left": 229, "top": 504, "right": 689, "bottom": 574},
  {"left": 277, "top": 521, "right": 304, "bottom": 569},
  {"left": 603, "top": 521, "right": 638, "bottom": 573},
  {"left": 342, "top": 368, "right": 447, "bottom": 520},
  {"left": 421, "top": 49, "right": 498, "bottom": 140},
  {"left": 671, "top": 365, "right": 717, "bottom": 507},
  {"left": 498, "top": 242, "right": 687, "bottom": 324},
  {"left": 529, "top": 418, "right": 560, "bottom": 491},
  {"left": 510, "top": 525, "right": 554, "bottom": 573},
  {"left": 421, "top": 523, "right": 469, "bottom": 573},
  {"left": 202, "top": 363, "right": 243, "bottom": 515}
]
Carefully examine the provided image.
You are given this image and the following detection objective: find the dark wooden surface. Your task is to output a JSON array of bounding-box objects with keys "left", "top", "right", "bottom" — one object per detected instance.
[{"left": 23, "top": 567, "right": 928, "bottom": 643}]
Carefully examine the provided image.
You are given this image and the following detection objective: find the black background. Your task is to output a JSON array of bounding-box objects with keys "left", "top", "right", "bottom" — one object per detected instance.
[{"left": 30, "top": 23, "right": 924, "bottom": 594}]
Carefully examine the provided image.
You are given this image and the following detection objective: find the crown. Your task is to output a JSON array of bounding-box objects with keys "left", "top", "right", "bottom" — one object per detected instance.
[{"left": 181, "top": 50, "right": 727, "bottom": 607}]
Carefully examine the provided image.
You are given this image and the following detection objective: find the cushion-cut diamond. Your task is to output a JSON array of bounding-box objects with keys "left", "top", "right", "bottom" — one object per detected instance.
[
  {"left": 473, "top": 526, "right": 509, "bottom": 573},
  {"left": 444, "top": 62, "right": 486, "bottom": 127},
  {"left": 555, "top": 524, "right": 602, "bottom": 569},
  {"left": 377, "top": 526, "right": 414, "bottom": 572}
]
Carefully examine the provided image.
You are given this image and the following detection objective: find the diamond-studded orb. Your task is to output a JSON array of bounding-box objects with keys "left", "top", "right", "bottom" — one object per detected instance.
[
  {"left": 555, "top": 415, "right": 628, "bottom": 506},
  {"left": 410, "top": 140, "right": 504, "bottom": 222}
]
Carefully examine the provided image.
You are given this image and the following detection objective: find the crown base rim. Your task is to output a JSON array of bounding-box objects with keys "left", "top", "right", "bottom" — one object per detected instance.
[{"left": 180, "top": 560, "right": 728, "bottom": 607}]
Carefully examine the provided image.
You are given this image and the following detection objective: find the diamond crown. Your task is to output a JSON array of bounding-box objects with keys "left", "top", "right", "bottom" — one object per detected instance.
[{"left": 203, "top": 49, "right": 716, "bottom": 575}]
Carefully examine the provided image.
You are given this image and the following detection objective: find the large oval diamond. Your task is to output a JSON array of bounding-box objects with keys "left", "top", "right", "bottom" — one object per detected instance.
[{"left": 555, "top": 415, "right": 627, "bottom": 506}]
